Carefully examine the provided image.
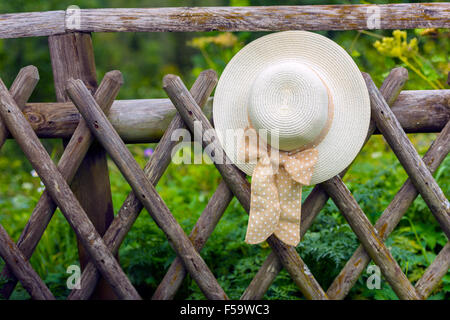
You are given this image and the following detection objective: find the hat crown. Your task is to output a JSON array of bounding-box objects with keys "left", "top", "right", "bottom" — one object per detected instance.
[{"left": 248, "top": 62, "right": 329, "bottom": 151}]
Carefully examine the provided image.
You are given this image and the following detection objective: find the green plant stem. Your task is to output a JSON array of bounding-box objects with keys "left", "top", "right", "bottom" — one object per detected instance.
[
  {"left": 360, "top": 30, "right": 384, "bottom": 39},
  {"left": 399, "top": 56, "right": 440, "bottom": 89},
  {"left": 412, "top": 54, "right": 444, "bottom": 89},
  {"left": 405, "top": 217, "right": 430, "bottom": 265},
  {"left": 200, "top": 47, "right": 217, "bottom": 70},
  {"left": 348, "top": 31, "right": 361, "bottom": 53}
]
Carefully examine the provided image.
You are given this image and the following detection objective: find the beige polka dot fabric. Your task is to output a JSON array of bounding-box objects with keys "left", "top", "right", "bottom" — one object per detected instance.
[{"left": 240, "top": 128, "right": 318, "bottom": 246}]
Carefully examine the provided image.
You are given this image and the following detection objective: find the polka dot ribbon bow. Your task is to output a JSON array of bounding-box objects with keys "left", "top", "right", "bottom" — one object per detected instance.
[{"left": 239, "top": 128, "right": 319, "bottom": 246}]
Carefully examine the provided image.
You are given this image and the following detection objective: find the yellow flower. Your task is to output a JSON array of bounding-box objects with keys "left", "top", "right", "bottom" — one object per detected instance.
[
  {"left": 188, "top": 33, "right": 238, "bottom": 50},
  {"left": 212, "top": 33, "right": 238, "bottom": 47},
  {"left": 373, "top": 30, "right": 418, "bottom": 58}
]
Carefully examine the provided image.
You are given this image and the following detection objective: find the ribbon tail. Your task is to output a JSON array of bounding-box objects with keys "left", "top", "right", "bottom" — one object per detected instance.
[
  {"left": 273, "top": 169, "right": 302, "bottom": 246},
  {"left": 245, "top": 159, "right": 280, "bottom": 244}
]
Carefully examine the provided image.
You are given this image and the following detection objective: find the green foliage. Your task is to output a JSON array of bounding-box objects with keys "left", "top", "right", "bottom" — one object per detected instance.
[{"left": 0, "top": 0, "right": 448, "bottom": 300}]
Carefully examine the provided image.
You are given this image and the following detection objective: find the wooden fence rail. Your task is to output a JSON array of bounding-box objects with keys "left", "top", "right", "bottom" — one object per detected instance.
[
  {"left": 0, "top": 3, "right": 450, "bottom": 38},
  {"left": 17, "top": 90, "right": 450, "bottom": 142},
  {"left": 0, "top": 4, "right": 448, "bottom": 301}
]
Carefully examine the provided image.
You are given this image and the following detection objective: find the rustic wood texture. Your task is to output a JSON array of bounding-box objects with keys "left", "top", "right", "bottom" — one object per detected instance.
[
  {"left": 380, "top": 90, "right": 450, "bottom": 134},
  {"left": 363, "top": 73, "right": 450, "bottom": 239},
  {"left": 0, "top": 71, "right": 123, "bottom": 299},
  {"left": 1, "top": 4, "right": 449, "bottom": 38},
  {"left": 19, "top": 89, "right": 449, "bottom": 142},
  {"left": 240, "top": 67, "right": 409, "bottom": 300},
  {"left": 0, "top": 66, "right": 39, "bottom": 148},
  {"left": 68, "top": 70, "right": 217, "bottom": 300},
  {"left": 67, "top": 78, "right": 228, "bottom": 300},
  {"left": 0, "top": 11, "right": 65, "bottom": 39},
  {"left": 152, "top": 180, "right": 233, "bottom": 300},
  {"left": 0, "top": 78, "right": 140, "bottom": 300},
  {"left": 0, "top": 225, "right": 54, "bottom": 300},
  {"left": 49, "top": 32, "right": 117, "bottom": 299},
  {"left": 327, "top": 119, "right": 450, "bottom": 299},
  {"left": 71, "top": 4, "right": 450, "bottom": 33},
  {"left": 22, "top": 98, "right": 212, "bottom": 142},
  {"left": 240, "top": 251, "right": 282, "bottom": 300},
  {"left": 415, "top": 242, "right": 450, "bottom": 298},
  {"left": 163, "top": 74, "right": 328, "bottom": 300},
  {"left": 0, "top": 66, "right": 39, "bottom": 146}
]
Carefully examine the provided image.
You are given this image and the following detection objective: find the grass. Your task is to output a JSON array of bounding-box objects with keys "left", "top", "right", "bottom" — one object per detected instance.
[{"left": 0, "top": 131, "right": 448, "bottom": 300}]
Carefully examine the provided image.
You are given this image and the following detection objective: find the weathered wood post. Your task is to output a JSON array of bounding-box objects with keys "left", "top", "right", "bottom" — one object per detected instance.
[{"left": 48, "top": 32, "right": 117, "bottom": 299}]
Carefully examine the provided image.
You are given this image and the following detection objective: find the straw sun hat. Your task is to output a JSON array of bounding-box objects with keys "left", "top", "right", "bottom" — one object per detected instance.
[
  {"left": 213, "top": 31, "right": 371, "bottom": 246},
  {"left": 214, "top": 31, "right": 370, "bottom": 184}
]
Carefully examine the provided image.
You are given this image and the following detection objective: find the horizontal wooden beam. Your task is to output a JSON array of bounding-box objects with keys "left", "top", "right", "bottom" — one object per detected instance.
[
  {"left": 0, "top": 3, "right": 449, "bottom": 38},
  {"left": 19, "top": 90, "right": 449, "bottom": 143},
  {"left": 72, "top": 4, "right": 450, "bottom": 33},
  {"left": 0, "top": 11, "right": 65, "bottom": 39}
]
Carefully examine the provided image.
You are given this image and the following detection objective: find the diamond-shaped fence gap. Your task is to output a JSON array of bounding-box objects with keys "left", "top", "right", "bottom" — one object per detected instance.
[
  {"left": 192, "top": 203, "right": 258, "bottom": 300},
  {"left": 299, "top": 215, "right": 359, "bottom": 288},
  {"left": 108, "top": 158, "right": 133, "bottom": 212},
  {"left": 385, "top": 219, "right": 435, "bottom": 284},
  {"left": 345, "top": 135, "right": 412, "bottom": 223}
]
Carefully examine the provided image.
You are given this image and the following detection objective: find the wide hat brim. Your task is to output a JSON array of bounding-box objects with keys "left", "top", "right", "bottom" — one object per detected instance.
[{"left": 213, "top": 31, "right": 371, "bottom": 185}]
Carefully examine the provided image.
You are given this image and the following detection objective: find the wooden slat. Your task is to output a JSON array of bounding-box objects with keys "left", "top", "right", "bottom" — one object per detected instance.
[
  {"left": 0, "top": 78, "right": 141, "bottom": 300},
  {"left": 0, "top": 225, "right": 54, "bottom": 300},
  {"left": 67, "top": 70, "right": 218, "bottom": 300},
  {"left": 415, "top": 242, "right": 450, "bottom": 298},
  {"left": 163, "top": 74, "right": 328, "bottom": 300},
  {"left": 363, "top": 73, "right": 450, "bottom": 239},
  {"left": 48, "top": 32, "right": 117, "bottom": 299},
  {"left": 0, "top": 4, "right": 449, "bottom": 39},
  {"left": 67, "top": 78, "right": 228, "bottom": 300},
  {"left": 0, "top": 67, "right": 54, "bottom": 300},
  {"left": 327, "top": 119, "right": 450, "bottom": 299},
  {"left": 241, "top": 67, "right": 409, "bottom": 300},
  {"left": 378, "top": 90, "right": 450, "bottom": 134},
  {"left": 0, "top": 66, "right": 39, "bottom": 145},
  {"left": 0, "top": 11, "right": 65, "bottom": 39},
  {"left": 72, "top": 4, "right": 449, "bottom": 32},
  {"left": 0, "top": 71, "right": 123, "bottom": 299},
  {"left": 19, "top": 89, "right": 450, "bottom": 142}
]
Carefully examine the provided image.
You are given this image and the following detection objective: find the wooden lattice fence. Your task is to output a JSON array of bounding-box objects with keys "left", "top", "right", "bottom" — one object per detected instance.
[{"left": 0, "top": 3, "right": 448, "bottom": 300}]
